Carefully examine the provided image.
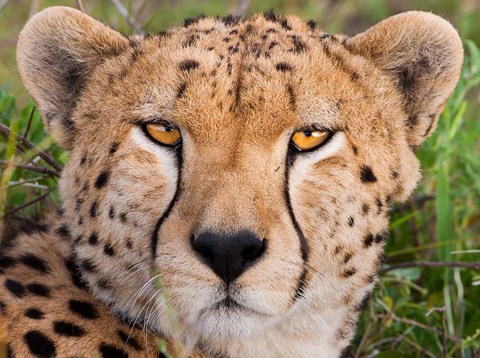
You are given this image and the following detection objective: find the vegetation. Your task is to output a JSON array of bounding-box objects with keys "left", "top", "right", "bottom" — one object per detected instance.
[{"left": 1, "top": 1, "right": 479, "bottom": 357}]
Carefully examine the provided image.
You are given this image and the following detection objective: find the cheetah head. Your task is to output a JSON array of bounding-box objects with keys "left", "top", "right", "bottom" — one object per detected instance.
[{"left": 17, "top": 7, "right": 462, "bottom": 356}]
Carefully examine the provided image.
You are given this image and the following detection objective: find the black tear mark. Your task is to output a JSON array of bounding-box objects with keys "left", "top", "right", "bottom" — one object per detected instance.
[
  {"left": 179, "top": 59, "right": 199, "bottom": 71},
  {"left": 360, "top": 165, "right": 377, "bottom": 183},
  {"left": 151, "top": 149, "right": 183, "bottom": 259}
]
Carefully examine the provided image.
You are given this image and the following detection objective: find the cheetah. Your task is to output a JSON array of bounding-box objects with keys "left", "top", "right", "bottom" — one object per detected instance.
[{"left": 0, "top": 6, "right": 462, "bottom": 357}]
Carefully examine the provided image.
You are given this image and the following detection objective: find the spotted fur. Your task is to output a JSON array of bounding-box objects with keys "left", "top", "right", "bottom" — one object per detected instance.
[{"left": 1, "top": 7, "right": 462, "bottom": 357}]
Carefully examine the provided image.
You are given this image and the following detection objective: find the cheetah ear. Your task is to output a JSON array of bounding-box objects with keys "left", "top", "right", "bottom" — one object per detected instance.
[
  {"left": 346, "top": 11, "right": 463, "bottom": 146},
  {"left": 16, "top": 6, "right": 128, "bottom": 148}
]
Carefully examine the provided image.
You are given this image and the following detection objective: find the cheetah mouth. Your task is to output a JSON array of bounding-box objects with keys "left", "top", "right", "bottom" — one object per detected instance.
[{"left": 210, "top": 296, "right": 274, "bottom": 317}]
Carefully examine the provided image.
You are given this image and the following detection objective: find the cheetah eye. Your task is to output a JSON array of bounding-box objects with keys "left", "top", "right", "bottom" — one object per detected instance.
[
  {"left": 143, "top": 123, "right": 182, "bottom": 147},
  {"left": 290, "top": 129, "right": 331, "bottom": 152}
]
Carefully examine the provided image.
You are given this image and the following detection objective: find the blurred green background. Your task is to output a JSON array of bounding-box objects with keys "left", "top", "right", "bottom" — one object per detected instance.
[{"left": 1, "top": 1, "right": 480, "bottom": 357}]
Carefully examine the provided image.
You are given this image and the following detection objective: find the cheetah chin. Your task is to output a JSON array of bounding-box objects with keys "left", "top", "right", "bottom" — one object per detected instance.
[{"left": 1, "top": 6, "right": 462, "bottom": 358}]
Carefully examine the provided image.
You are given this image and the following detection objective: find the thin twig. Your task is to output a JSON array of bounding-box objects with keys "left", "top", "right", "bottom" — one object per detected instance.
[
  {"left": 380, "top": 261, "right": 480, "bottom": 274},
  {"left": 22, "top": 106, "right": 35, "bottom": 146},
  {"left": 110, "top": 0, "right": 143, "bottom": 34},
  {"left": 0, "top": 123, "right": 62, "bottom": 173},
  {"left": 235, "top": 0, "right": 250, "bottom": 17},
  {"left": 75, "top": 0, "right": 85, "bottom": 12},
  {"left": 3, "top": 191, "right": 50, "bottom": 217},
  {"left": 0, "top": 160, "right": 59, "bottom": 177}
]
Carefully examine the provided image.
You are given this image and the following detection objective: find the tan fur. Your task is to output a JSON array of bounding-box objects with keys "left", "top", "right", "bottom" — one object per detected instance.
[{"left": 1, "top": 7, "right": 462, "bottom": 357}]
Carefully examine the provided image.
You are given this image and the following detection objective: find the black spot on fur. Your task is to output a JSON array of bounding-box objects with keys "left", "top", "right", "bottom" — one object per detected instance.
[
  {"left": 119, "top": 213, "right": 127, "bottom": 223},
  {"left": 19, "top": 222, "right": 49, "bottom": 235},
  {"left": 26, "top": 283, "right": 50, "bottom": 297},
  {"left": 275, "top": 62, "right": 292, "bottom": 72},
  {"left": 286, "top": 84, "right": 296, "bottom": 109},
  {"left": 25, "top": 308, "right": 44, "bottom": 320},
  {"left": 183, "top": 15, "right": 205, "bottom": 27},
  {"left": 280, "top": 18, "right": 292, "bottom": 31},
  {"left": 109, "top": 206, "right": 115, "bottom": 219},
  {"left": 19, "top": 254, "right": 50, "bottom": 274},
  {"left": 100, "top": 343, "right": 128, "bottom": 358},
  {"left": 354, "top": 293, "right": 371, "bottom": 312},
  {"left": 65, "top": 257, "right": 87, "bottom": 289},
  {"left": 88, "top": 233, "right": 99, "bottom": 246},
  {"left": 360, "top": 165, "right": 377, "bottom": 183},
  {"left": 347, "top": 216, "right": 354, "bottom": 227},
  {"left": 221, "top": 15, "right": 240, "bottom": 26},
  {"left": 95, "top": 171, "right": 110, "bottom": 189},
  {"left": 55, "top": 224, "right": 70, "bottom": 239},
  {"left": 306, "top": 19, "right": 316, "bottom": 30},
  {"left": 351, "top": 145, "right": 358, "bottom": 155},
  {"left": 391, "top": 170, "right": 400, "bottom": 179},
  {"left": 374, "top": 231, "right": 388, "bottom": 244},
  {"left": 117, "top": 330, "right": 142, "bottom": 350},
  {"left": 90, "top": 201, "right": 98, "bottom": 218},
  {"left": 97, "top": 278, "right": 111, "bottom": 290},
  {"left": 177, "top": 83, "right": 187, "bottom": 98},
  {"left": 0, "top": 255, "right": 16, "bottom": 269},
  {"left": 80, "top": 155, "right": 87, "bottom": 166},
  {"left": 290, "top": 35, "right": 306, "bottom": 53},
  {"left": 179, "top": 59, "right": 199, "bottom": 71},
  {"left": 69, "top": 299, "right": 99, "bottom": 319},
  {"left": 342, "top": 267, "right": 357, "bottom": 278},
  {"left": 80, "top": 259, "right": 96, "bottom": 272},
  {"left": 110, "top": 142, "right": 119, "bottom": 155},
  {"left": 103, "top": 244, "right": 114, "bottom": 256},
  {"left": 183, "top": 34, "right": 198, "bottom": 47},
  {"left": 343, "top": 252, "right": 352, "bottom": 264},
  {"left": 126, "top": 240, "right": 133, "bottom": 249},
  {"left": 5, "top": 279, "right": 25, "bottom": 297},
  {"left": 361, "top": 203, "right": 370, "bottom": 216},
  {"left": 376, "top": 198, "right": 383, "bottom": 214},
  {"left": 339, "top": 345, "right": 353, "bottom": 358},
  {"left": 23, "top": 331, "right": 56, "bottom": 358},
  {"left": 363, "top": 233, "right": 375, "bottom": 248},
  {"left": 53, "top": 321, "right": 85, "bottom": 337}
]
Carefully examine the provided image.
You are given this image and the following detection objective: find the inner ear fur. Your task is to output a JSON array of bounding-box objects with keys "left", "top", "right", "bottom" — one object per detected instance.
[
  {"left": 16, "top": 6, "right": 128, "bottom": 149},
  {"left": 346, "top": 11, "right": 463, "bottom": 146}
]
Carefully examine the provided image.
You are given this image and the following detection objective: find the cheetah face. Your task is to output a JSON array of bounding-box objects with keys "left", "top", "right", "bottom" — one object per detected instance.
[{"left": 17, "top": 7, "right": 462, "bottom": 352}]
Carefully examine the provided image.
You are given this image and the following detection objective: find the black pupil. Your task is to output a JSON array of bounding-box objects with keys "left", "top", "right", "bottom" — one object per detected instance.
[
  {"left": 304, "top": 131, "right": 312, "bottom": 137},
  {"left": 165, "top": 126, "right": 173, "bottom": 132}
]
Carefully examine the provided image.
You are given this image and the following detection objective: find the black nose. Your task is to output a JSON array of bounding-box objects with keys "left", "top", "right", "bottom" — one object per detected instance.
[{"left": 191, "top": 231, "right": 266, "bottom": 284}]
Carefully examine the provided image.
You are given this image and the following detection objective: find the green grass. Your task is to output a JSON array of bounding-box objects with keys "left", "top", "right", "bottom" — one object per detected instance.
[{"left": 1, "top": 1, "right": 479, "bottom": 357}]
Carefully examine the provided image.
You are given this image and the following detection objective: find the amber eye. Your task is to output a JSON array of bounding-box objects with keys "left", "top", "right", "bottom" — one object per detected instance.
[
  {"left": 290, "top": 129, "right": 331, "bottom": 152},
  {"left": 144, "top": 123, "right": 182, "bottom": 146}
]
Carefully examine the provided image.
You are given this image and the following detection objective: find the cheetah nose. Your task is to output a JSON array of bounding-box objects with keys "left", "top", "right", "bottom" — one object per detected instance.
[{"left": 191, "top": 231, "right": 267, "bottom": 284}]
